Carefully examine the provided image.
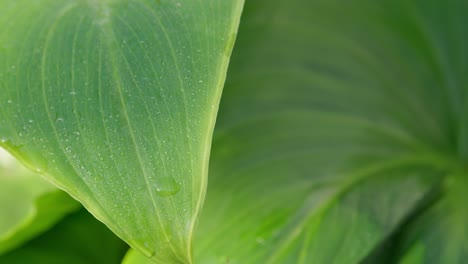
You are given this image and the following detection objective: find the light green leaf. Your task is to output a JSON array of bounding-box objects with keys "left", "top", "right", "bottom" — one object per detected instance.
[
  {"left": 189, "top": 0, "right": 465, "bottom": 263},
  {"left": 0, "top": 1, "right": 243, "bottom": 263},
  {"left": 0, "top": 209, "right": 128, "bottom": 264},
  {"left": 0, "top": 147, "right": 80, "bottom": 254},
  {"left": 123, "top": 248, "right": 153, "bottom": 264}
]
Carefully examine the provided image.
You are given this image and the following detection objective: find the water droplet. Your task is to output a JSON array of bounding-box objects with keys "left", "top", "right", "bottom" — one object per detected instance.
[
  {"left": 256, "top": 237, "right": 265, "bottom": 245},
  {"left": 7, "top": 99, "right": 12, "bottom": 104},
  {"left": 130, "top": 239, "right": 155, "bottom": 258},
  {"left": 56, "top": 117, "right": 64, "bottom": 122},
  {"left": 70, "top": 91, "right": 77, "bottom": 96},
  {"left": 155, "top": 177, "right": 180, "bottom": 197}
]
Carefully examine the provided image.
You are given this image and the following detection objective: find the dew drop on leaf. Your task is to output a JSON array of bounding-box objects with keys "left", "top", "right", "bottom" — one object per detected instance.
[
  {"left": 130, "top": 239, "right": 155, "bottom": 258},
  {"left": 256, "top": 237, "right": 265, "bottom": 245},
  {"left": 155, "top": 176, "right": 181, "bottom": 197}
]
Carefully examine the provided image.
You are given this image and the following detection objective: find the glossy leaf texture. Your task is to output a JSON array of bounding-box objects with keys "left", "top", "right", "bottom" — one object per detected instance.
[
  {"left": 0, "top": 209, "right": 128, "bottom": 264},
  {"left": 0, "top": 147, "right": 80, "bottom": 255},
  {"left": 189, "top": 0, "right": 467, "bottom": 263},
  {"left": 0, "top": 1, "right": 244, "bottom": 263}
]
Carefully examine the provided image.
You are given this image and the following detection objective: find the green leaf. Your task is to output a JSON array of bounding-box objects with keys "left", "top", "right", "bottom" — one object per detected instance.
[
  {"left": 123, "top": 248, "right": 154, "bottom": 264},
  {"left": 0, "top": 208, "right": 128, "bottom": 264},
  {"left": 188, "top": 0, "right": 466, "bottom": 263},
  {"left": 0, "top": 0, "right": 243, "bottom": 263},
  {"left": 0, "top": 147, "right": 80, "bottom": 255}
]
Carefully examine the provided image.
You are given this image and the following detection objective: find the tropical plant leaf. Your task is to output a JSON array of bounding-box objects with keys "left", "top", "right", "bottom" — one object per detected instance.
[
  {"left": 0, "top": 1, "right": 244, "bottom": 263},
  {"left": 0, "top": 147, "right": 80, "bottom": 255},
  {"left": 0, "top": 208, "right": 128, "bottom": 264},
  {"left": 187, "top": 0, "right": 465, "bottom": 263}
]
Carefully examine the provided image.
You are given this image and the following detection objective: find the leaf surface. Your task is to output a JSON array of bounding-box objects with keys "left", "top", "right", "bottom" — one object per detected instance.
[{"left": 0, "top": 1, "right": 244, "bottom": 262}]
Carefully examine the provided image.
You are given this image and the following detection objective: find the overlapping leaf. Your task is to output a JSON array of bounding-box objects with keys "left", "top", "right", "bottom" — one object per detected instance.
[
  {"left": 0, "top": 209, "right": 128, "bottom": 264},
  {"left": 0, "top": 1, "right": 244, "bottom": 263},
  {"left": 0, "top": 147, "right": 79, "bottom": 255}
]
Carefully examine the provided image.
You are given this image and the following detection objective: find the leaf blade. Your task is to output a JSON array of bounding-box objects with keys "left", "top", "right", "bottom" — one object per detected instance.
[{"left": 0, "top": 1, "right": 244, "bottom": 262}]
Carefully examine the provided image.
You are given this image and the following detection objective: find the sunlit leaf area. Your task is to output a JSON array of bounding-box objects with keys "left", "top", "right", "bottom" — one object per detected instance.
[{"left": 1, "top": 0, "right": 467, "bottom": 263}]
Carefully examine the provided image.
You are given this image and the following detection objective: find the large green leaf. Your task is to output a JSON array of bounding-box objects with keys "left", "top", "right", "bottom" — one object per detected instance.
[
  {"left": 0, "top": 1, "right": 243, "bottom": 263},
  {"left": 0, "top": 209, "right": 128, "bottom": 264},
  {"left": 0, "top": 147, "right": 79, "bottom": 255},
  {"left": 188, "top": 0, "right": 466, "bottom": 263}
]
